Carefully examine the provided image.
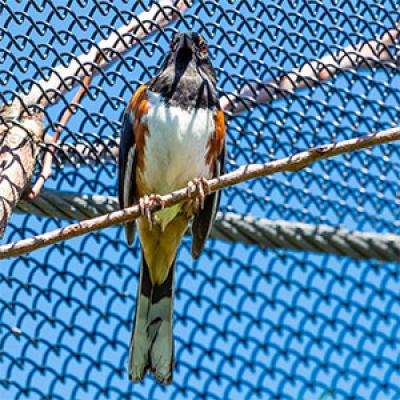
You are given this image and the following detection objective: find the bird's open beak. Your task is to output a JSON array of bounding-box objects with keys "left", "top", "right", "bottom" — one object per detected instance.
[{"left": 177, "top": 33, "right": 193, "bottom": 51}]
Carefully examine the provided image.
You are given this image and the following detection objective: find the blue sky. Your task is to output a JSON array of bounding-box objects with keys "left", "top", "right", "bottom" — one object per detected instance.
[{"left": 1, "top": 0, "right": 400, "bottom": 399}]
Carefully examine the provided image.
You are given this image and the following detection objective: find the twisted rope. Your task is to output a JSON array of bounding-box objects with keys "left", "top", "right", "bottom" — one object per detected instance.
[{"left": 16, "top": 189, "right": 400, "bottom": 262}]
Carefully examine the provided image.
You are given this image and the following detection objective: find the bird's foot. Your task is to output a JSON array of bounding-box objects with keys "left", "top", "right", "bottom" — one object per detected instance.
[
  {"left": 139, "top": 194, "right": 165, "bottom": 229},
  {"left": 187, "top": 177, "right": 210, "bottom": 211}
]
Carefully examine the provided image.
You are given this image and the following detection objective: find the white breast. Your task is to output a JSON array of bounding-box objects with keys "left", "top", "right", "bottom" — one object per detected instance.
[{"left": 140, "top": 91, "right": 214, "bottom": 195}]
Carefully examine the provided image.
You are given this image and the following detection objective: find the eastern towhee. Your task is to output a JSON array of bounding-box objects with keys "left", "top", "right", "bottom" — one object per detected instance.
[{"left": 118, "top": 32, "right": 226, "bottom": 384}]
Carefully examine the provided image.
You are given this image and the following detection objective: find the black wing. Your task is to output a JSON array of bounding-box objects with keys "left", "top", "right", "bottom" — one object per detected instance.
[
  {"left": 191, "top": 144, "right": 226, "bottom": 259},
  {"left": 118, "top": 112, "right": 137, "bottom": 245}
]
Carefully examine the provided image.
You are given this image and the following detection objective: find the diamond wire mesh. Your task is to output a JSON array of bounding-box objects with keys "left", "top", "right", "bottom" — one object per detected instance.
[{"left": 1, "top": 0, "right": 400, "bottom": 399}]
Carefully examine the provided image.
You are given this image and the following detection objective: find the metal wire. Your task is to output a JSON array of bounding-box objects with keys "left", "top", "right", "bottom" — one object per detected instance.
[{"left": 1, "top": 0, "right": 400, "bottom": 399}]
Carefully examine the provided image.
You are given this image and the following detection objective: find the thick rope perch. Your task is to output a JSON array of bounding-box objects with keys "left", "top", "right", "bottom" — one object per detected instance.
[
  {"left": 16, "top": 190, "right": 400, "bottom": 262},
  {"left": 1, "top": 124, "right": 400, "bottom": 259}
]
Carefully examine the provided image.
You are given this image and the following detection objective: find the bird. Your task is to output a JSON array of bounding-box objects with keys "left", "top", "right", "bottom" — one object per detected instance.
[{"left": 118, "top": 32, "right": 226, "bottom": 384}]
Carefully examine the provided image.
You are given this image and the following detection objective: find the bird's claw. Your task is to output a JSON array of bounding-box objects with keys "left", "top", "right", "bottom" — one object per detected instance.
[
  {"left": 139, "top": 194, "right": 164, "bottom": 229},
  {"left": 139, "top": 195, "right": 152, "bottom": 227},
  {"left": 187, "top": 177, "right": 210, "bottom": 211}
]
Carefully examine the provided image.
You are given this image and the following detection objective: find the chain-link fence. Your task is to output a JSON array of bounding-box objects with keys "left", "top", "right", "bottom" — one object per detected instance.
[{"left": 1, "top": 0, "right": 400, "bottom": 399}]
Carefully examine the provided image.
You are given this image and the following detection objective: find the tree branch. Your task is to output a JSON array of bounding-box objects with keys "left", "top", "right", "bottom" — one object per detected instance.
[
  {"left": 18, "top": 0, "right": 193, "bottom": 109},
  {"left": 1, "top": 125, "right": 399, "bottom": 259},
  {"left": 221, "top": 24, "right": 400, "bottom": 114}
]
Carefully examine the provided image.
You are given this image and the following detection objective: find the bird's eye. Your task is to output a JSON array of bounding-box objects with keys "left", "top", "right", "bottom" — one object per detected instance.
[{"left": 199, "top": 41, "right": 208, "bottom": 55}]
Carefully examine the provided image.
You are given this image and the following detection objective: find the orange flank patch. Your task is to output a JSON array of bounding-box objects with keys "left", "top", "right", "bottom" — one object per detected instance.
[
  {"left": 206, "top": 109, "right": 226, "bottom": 168},
  {"left": 126, "top": 85, "right": 150, "bottom": 187}
]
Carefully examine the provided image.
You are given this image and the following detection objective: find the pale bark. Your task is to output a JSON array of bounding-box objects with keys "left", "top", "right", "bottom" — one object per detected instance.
[{"left": 0, "top": 104, "right": 43, "bottom": 238}]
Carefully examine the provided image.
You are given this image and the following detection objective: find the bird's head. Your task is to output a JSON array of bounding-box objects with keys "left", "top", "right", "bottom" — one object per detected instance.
[
  {"left": 158, "top": 32, "right": 216, "bottom": 88},
  {"left": 170, "top": 32, "right": 209, "bottom": 63}
]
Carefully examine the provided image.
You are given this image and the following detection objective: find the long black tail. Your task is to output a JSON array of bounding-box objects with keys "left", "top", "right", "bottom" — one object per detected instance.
[{"left": 128, "top": 254, "right": 175, "bottom": 384}]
